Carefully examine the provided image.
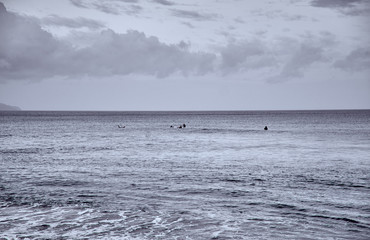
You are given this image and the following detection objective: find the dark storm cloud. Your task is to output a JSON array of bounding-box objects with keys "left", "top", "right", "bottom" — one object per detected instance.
[
  {"left": 41, "top": 15, "right": 105, "bottom": 30},
  {"left": 171, "top": 9, "right": 219, "bottom": 21},
  {"left": 0, "top": 4, "right": 215, "bottom": 81},
  {"left": 152, "top": 0, "right": 175, "bottom": 6}
]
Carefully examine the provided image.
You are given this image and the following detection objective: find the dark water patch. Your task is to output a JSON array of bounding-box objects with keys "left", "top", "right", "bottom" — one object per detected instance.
[
  {"left": 270, "top": 203, "right": 308, "bottom": 212},
  {"left": 178, "top": 186, "right": 251, "bottom": 199},
  {"left": 195, "top": 128, "right": 260, "bottom": 135},
  {"left": 65, "top": 198, "right": 95, "bottom": 207},
  {"left": 54, "top": 223, "right": 80, "bottom": 233},
  {"left": 29, "top": 224, "right": 50, "bottom": 231},
  {"left": 0, "top": 134, "right": 12, "bottom": 138},
  {"left": 221, "top": 178, "right": 246, "bottom": 183},
  {"left": 222, "top": 204, "right": 239, "bottom": 209},
  {"left": 0, "top": 147, "right": 55, "bottom": 155},
  {"left": 91, "top": 146, "right": 113, "bottom": 151},
  {"left": 76, "top": 194, "right": 103, "bottom": 198},
  {"left": 311, "top": 214, "right": 363, "bottom": 225},
  {"left": 253, "top": 178, "right": 266, "bottom": 182},
  {"left": 246, "top": 202, "right": 264, "bottom": 206},
  {"left": 0, "top": 222, "right": 14, "bottom": 233},
  {"left": 296, "top": 176, "right": 369, "bottom": 190},
  {"left": 0, "top": 191, "right": 96, "bottom": 208},
  {"left": 225, "top": 190, "right": 249, "bottom": 198},
  {"left": 31, "top": 179, "right": 88, "bottom": 187}
]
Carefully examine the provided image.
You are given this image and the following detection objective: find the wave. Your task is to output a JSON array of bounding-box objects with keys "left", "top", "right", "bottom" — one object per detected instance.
[
  {"left": 30, "top": 179, "right": 88, "bottom": 187},
  {"left": 190, "top": 128, "right": 268, "bottom": 135},
  {"left": 0, "top": 134, "right": 12, "bottom": 138},
  {"left": 295, "top": 176, "right": 370, "bottom": 190},
  {"left": 0, "top": 147, "right": 54, "bottom": 154}
]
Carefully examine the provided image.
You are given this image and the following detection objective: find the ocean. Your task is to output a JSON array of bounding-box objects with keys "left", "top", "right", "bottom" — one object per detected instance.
[{"left": 0, "top": 110, "right": 369, "bottom": 239}]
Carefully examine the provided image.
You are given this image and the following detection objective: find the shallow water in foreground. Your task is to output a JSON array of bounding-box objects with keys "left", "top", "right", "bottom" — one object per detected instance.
[{"left": 0, "top": 110, "right": 369, "bottom": 239}]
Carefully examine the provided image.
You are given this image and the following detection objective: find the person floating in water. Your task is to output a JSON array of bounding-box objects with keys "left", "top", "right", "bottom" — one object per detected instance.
[
  {"left": 183, "top": 123, "right": 186, "bottom": 128},
  {"left": 264, "top": 126, "right": 268, "bottom": 130}
]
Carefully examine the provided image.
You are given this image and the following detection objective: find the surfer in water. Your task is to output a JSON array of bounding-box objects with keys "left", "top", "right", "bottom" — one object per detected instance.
[{"left": 264, "top": 126, "right": 268, "bottom": 130}]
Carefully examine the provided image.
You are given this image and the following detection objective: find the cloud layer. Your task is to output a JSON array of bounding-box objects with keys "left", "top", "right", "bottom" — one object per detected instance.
[
  {"left": 70, "top": 0, "right": 142, "bottom": 15},
  {"left": 0, "top": 1, "right": 369, "bottom": 84},
  {"left": 41, "top": 15, "right": 105, "bottom": 30},
  {"left": 0, "top": 3, "right": 215, "bottom": 81}
]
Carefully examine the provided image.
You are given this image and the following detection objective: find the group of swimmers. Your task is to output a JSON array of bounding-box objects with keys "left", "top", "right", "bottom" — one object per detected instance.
[
  {"left": 118, "top": 124, "right": 186, "bottom": 129},
  {"left": 170, "top": 123, "right": 186, "bottom": 129},
  {"left": 119, "top": 124, "right": 268, "bottom": 130}
]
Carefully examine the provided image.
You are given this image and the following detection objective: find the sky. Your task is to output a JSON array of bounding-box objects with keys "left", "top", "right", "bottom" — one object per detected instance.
[{"left": 0, "top": 0, "right": 369, "bottom": 111}]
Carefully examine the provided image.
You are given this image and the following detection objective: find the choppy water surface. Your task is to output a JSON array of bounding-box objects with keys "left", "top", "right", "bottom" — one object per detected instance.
[{"left": 0, "top": 110, "right": 369, "bottom": 239}]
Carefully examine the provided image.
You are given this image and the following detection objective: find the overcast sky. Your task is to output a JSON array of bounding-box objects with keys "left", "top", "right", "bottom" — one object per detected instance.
[{"left": 0, "top": 0, "right": 369, "bottom": 110}]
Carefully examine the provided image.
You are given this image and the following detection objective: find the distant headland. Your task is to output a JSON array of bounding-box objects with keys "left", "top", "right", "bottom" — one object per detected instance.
[{"left": 0, "top": 103, "right": 22, "bottom": 111}]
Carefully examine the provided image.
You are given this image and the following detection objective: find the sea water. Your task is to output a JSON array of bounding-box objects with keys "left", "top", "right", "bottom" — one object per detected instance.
[{"left": 0, "top": 110, "right": 369, "bottom": 239}]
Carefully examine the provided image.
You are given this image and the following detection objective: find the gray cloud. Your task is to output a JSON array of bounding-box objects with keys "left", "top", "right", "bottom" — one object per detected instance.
[
  {"left": 181, "top": 21, "right": 195, "bottom": 28},
  {"left": 1, "top": 1, "right": 362, "bottom": 85},
  {"left": 278, "top": 44, "right": 324, "bottom": 79},
  {"left": 0, "top": 4, "right": 215, "bottom": 81},
  {"left": 218, "top": 33, "right": 335, "bottom": 82},
  {"left": 171, "top": 9, "right": 219, "bottom": 21},
  {"left": 91, "top": 2, "right": 121, "bottom": 15},
  {"left": 265, "top": 34, "right": 335, "bottom": 82},
  {"left": 70, "top": 0, "right": 142, "bottom": 15},
  {"left": 69, "top": 0, "right": 88, "bottom": 8},
  {"left": 0, "top": 3, "right": 68, "bottom": 80},
  {"left": 219, "top": 40, "right": 275, "bottom": 74},
  {"left": 152, "top": 0, "right": 175, "bottom": 6},
  {"left": 340, "top": 5, "right": 370, "bottom": 17},
  {"left": 92, "top": 2, "right": 142, "bottom": 15},
  {"left": 311, "top": 0, "right": 370, "bottom": 18},
  {"left": 117, "top": 0, "right": 139, "bottom": 3},
  {"left": 234, "top": 17, "right": 245, "bottom": 24},
  {"left": 41, "top": 15, "right": 105, "bottom": 30},
  {"left": 72, "top": 29, "right": 216, "bottom": 77},
  {"left": 311, "top": 0, "right": 362, "bottom": 8},
  {"left": 70, "top": 0, "right": 139, "bottom": 8},
  {"left": 334, "top": 47, "right": 370, "bottom": 71}
]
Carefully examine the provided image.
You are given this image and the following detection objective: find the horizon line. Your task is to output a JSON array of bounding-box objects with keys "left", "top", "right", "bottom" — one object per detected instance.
[{"left": 2, "top": 108, "right": 370, "bottom": 112}]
